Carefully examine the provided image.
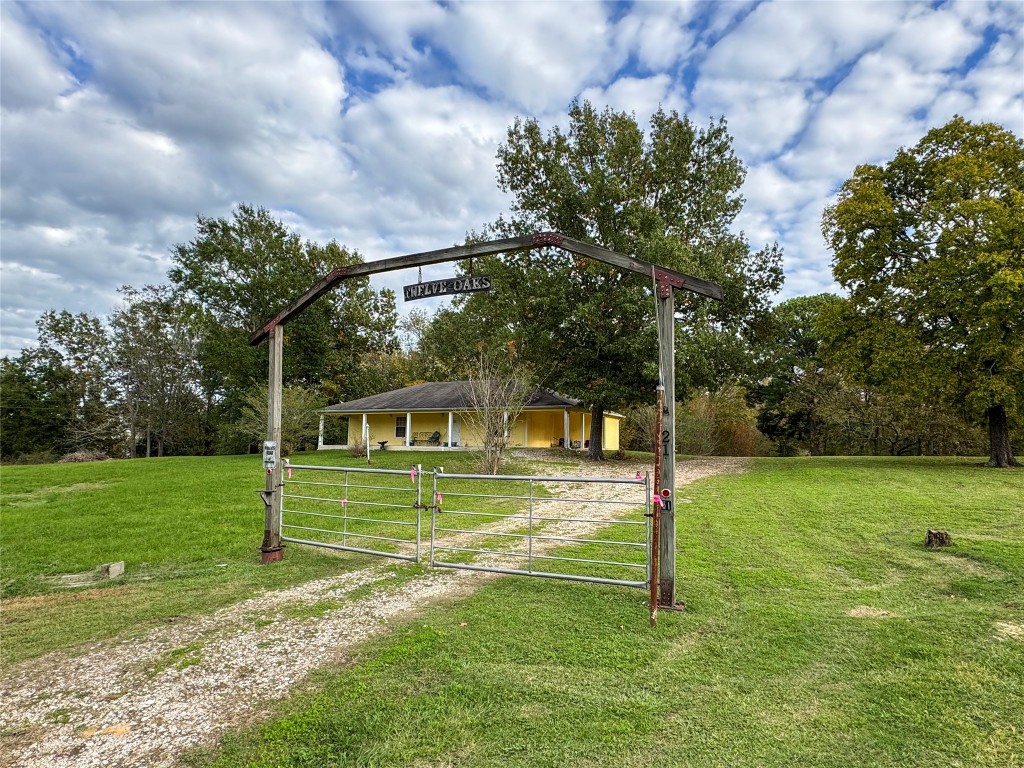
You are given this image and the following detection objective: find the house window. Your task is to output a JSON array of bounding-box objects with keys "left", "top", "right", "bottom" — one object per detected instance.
[{"left": 395, "top": 415, "right": 407, "bottom": 438}]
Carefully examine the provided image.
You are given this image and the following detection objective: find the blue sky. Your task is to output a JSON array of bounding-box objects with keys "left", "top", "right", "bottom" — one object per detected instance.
[{"left": 2, "top": 0, "right": 1022, "bottom": 356}]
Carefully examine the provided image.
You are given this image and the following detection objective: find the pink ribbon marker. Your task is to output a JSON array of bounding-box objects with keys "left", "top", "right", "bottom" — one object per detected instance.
[
  {"left": 653, "top": 495, "right": 663, "bottom": 508},
  {"left": 635, "top": 471, "right": 643, "bottom": 480},
  {"left": 410, "top": 466, "right": 417, "bottom": 483},
  {"left": 341, "top": 498, "right": 348, "bottom": 509},
  {"left": 435, "top": 492, "right": 443, "bottom": 506},
  {"left": 287, "top": 466, "right": 293, "bottom": 479}
]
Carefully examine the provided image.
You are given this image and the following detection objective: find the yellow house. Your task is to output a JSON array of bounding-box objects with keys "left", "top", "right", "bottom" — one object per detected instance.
[{"left": 318, "top": 381, "right": 621, "bottom": 452}]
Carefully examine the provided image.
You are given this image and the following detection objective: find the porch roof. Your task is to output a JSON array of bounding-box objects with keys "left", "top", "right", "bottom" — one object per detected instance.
[{"left": 323, "top": 381, "right": 582, "bottom": 414}]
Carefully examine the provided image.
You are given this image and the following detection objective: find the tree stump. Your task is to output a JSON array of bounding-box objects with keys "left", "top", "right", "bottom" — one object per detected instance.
[{"left": 925, "top": 529, "right": 952, "bottom": 548}]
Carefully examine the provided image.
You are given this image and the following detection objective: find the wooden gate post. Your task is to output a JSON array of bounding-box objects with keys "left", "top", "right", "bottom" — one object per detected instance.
[
  {"left": 655, "top": 273, "right": 678, "bottom": 607},
  {"left": 261, "top": 325, "right": 284, "bottom": 563}
]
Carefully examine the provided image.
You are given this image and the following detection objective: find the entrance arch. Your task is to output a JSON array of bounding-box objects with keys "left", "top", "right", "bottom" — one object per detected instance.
[{"left": 251, "top": 231, "right": 723, "bottom": 606}]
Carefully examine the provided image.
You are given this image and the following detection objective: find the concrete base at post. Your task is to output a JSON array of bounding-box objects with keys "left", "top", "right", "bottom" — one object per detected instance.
[{"left": 260, "top": 546, "right": 284, "bottom": 564}]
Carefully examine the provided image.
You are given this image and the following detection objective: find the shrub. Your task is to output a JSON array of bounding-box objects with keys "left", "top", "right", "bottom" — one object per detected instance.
[
  {"left": 677, "top": 384, "right": 773, "bottom": 457},
  {"left": 6, "top": 451, "right": 59, "bottom": 466},
  {"left": 58, "top": 450, "right": 110, "bottom": 463}
]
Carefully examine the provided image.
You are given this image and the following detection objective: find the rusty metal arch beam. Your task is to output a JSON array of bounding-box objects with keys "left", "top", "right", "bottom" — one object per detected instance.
[{"left": 248, "top": 231, "right": 722, "bottom": 347}]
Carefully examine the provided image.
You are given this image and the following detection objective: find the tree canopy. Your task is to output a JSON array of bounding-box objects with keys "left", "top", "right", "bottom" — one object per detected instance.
[
  {"left": 821, "top": 116, "right": 1024, "bottom": 467},
  {"left": 168, "top": 204, "right": 399, "bottom": 449},
  {"left": 1, "top": 205, "right": 401, "bottom": 460},
  {"left": 435, "top": 101, "right": 782, "bottom": 458}
]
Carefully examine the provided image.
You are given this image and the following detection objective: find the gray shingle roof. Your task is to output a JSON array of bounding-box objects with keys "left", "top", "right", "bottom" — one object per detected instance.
[{"left": 323, "top": 381, "right": 581, "bottom": 413}]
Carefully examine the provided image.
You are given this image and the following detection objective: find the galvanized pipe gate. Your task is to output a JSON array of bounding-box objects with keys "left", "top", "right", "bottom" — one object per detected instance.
[
  {"left": 276, "top": 464, "right": 652, "bottom": 590},
  {"left": 281, "top": 464, "right": 424, "bottom": 562},
  {"left": 253, "top": 231, "right": 723, "bottom": 608},
  {"left": 430, "top": 469, "right": 650, "bottom": 588}
]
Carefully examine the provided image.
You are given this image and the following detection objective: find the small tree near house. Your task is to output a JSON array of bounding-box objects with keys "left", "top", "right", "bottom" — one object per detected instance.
[
  {"left": 236, "top": 383, "right": 325, "bottom": 455},
  {"left": 462, "top": 353, "right": 533, "bottom": 475}
]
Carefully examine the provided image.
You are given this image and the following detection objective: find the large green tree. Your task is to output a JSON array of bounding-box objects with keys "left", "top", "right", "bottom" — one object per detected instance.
[
  {"left": 168, "top": 205, "right": 398, "bottom": 450},
  {"left": 0, "top": 311, "right": 119, "bottom": 458},
  {"left": 752, "top": 294, "right": 842, "bottom": 455},
  {"left": 445, "top": 101, "right": 782, "bottom": 458},
  {"left": 110, "top": 285, "right": 204, "bottom": 457},
  {"left": 821, "top": 116, "right": 1024, "bottom": 467}
]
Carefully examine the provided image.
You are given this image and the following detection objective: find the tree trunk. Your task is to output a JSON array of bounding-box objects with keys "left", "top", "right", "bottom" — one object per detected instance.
[
  {"left": 588, "top": 406, "right": 605, "bottom": 461},
  {"left": 986, "top": 404, "right": 1019, "bottom": 468}
]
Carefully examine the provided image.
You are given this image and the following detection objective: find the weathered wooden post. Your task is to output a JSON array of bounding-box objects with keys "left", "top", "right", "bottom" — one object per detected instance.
[
  {"left": 260, "top": 325, "right": 284, "bottom": 563},
  {"left": 654, "top": 269, "right": 680, "bottom": 608}
]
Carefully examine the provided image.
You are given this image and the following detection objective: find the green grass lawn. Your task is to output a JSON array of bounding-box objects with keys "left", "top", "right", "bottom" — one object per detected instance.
[
  {"left": 183, "top": 457, "right": 1023, "bottom": 768},
  {"left": 0, "top": 449, "right": 541, "bottom": 667},
  {"left": 2, "top": 455, "right": 1021, "bottom": 766}
]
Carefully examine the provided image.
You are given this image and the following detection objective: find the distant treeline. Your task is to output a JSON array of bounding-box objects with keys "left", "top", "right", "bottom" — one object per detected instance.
[{"left": 3, "top": 112, "right": 1020, "bottom": 465}]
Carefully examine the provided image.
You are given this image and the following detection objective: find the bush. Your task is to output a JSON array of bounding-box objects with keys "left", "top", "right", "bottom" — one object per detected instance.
[
  {"left": 677, "top": 384, "right": 773, "bottom": 457},
  {"left": 5, "top": 451, "right": 59, "bottom": 466},
  {"left": 58, "top": 450, "right": 110, "bottom": 463},
  {"left": 349, "top": 441, "right": 367, "bottom": 458},
  {"left": 620, "top": 404, "right": 658, "bottom": 452}
]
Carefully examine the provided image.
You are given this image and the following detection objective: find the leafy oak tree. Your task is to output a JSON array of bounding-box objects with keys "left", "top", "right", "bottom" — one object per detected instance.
[
  {"left": 752, "top": 294, "right": 842, "bottom": 455},
  {"left": 822, "top": 117, "right": 1024, "bottom": 467},
  {"left": 169, "top": 205, "right": 398, "bottom": 450},
  {"left": 110, "top": 285, "right": 204, "bottom": 457},
  {"left": 449, "top": 101, "right": 782, "bottom": 459}
]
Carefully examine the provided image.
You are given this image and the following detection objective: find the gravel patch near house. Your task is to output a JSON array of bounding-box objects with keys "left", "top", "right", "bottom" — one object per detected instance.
[{"left": 0, "top": 457, "right": 746, "bottom": 768}]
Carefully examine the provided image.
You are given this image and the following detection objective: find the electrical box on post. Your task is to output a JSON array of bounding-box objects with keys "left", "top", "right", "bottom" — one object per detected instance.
[{"left": 262, "top": 441, "right": 278, "bottom": 472}]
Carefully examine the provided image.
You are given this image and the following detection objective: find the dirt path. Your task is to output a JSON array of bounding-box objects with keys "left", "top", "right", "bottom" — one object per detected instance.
[{"left": 0, "top": 457, "right": 746, "bottom": 768}]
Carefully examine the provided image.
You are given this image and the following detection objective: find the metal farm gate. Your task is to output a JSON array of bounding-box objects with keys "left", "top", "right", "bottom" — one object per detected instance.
[
  {"left": 281, "top": 464, "right": 425, "bottom": 562},
  {"left": 430, "top": 469, "right": 650, "bottom": 588},
  {"left": 278, "top": 464, "right": 651, "bottom": 589}
]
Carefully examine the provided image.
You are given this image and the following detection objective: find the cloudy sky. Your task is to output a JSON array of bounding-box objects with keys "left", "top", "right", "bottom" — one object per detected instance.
[{"left": 1, "top": 1, "right": 1021, "bottom": 357}]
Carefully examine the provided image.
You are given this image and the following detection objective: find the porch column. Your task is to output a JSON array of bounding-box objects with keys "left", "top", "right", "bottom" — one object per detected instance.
[
  {"left": 447, "top": 411, "right": 453, "bottom": 450},
  {"left": 317, "top": 414, "right": 324, "bottom": 449},
  {"left": 563, "top": 409, "right": 570, "bottom": 447},
  {"left": 362, "top": 413, "right": 368, "bottom": 444},
  {"left": 524, "top": 413, "right": 529, "bottom": 447},
  {"left": 579, "top": 412, "right": 585, "bottom": 447},
  {"left": 406, "top": 411, "right": 411, "bottom": 447}
]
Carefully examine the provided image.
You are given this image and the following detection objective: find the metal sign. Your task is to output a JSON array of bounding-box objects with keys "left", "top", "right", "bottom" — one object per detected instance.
[
  {"left": 403, "top": 275, "right": 492, "bottom": 301},
  {"left": 262, "top": 440, "right": 277, "bottom": 471}
]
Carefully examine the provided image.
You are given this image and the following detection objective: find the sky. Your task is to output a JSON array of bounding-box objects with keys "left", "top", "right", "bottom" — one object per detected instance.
[{"left": 1, "top": 0, "right": 1022, "bottom": 358}]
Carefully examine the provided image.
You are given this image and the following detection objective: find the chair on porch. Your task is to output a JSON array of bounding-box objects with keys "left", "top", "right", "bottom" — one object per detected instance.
[{"left": 426, "top": 431, "right": 442, "bottom": 446}]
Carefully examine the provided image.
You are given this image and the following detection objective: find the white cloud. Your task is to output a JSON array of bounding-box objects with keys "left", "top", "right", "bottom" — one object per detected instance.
[
  {"left": 614, "top": 2, "right": 698, "bottom": 71},
  {"left": 336, "top": 83, "right": 513, "bottom": 249},
  {"left": 436, "top": 1, "right": 619, "bottom": 112},
  {"left": 578, "top": 75, "right": 682, "bottom": 120},
  {"left": 336, "top": 0, "right": 444, "bottom": 69},
  {"left": 886, "top": 4, "right": 981, "bottom": 71},
  {"left": 0, "top": 4, "right": 77, "bottom": 110},
  {"left": 701, "top": 1, "right": 903, "bottom": 81},
  {"left": 1, "top": 0, "right": 1021, "bottom": 357}
]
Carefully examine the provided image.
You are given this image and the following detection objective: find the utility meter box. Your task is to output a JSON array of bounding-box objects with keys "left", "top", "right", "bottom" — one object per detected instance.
[{"left": 262, "top": 441, "right": 278, "bottom": 471}]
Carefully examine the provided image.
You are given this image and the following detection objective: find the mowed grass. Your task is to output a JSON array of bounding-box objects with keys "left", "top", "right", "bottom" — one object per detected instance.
[
  {"left": 0, "top": 449, "right": 537, "bottom": 667},
  {"left": 187, "top": 457, "right": 1024, "bottom": 768}
]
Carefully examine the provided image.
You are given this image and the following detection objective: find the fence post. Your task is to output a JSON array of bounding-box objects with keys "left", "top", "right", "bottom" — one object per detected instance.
[
  {"left": 429, "top": 468, "right": 440, "bottom": 567},
  {"left": 415, "top": 464, "right": 422, "bottom": 563},
  {"left": 261, "top": 325, "right": 284, "bottom": 563},
  {"left": 656, "top": 282, "right": 677, "bottom": 606}
]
